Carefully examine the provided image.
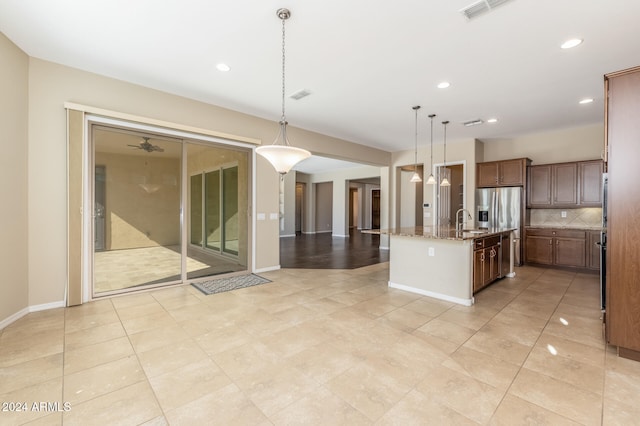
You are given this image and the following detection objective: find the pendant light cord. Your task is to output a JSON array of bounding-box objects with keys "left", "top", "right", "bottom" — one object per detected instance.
[
  {"left": 429, "top": 114, "right": 435, "bottom": 173},
  {"left": 280, "top": 14, "right": 286, "bottom": 124},
  {"left": 413, "top": 106, "right": 420, "bottom": 169}
]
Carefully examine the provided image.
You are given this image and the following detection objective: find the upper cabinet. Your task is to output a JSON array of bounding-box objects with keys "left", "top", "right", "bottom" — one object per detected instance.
[
  {"left": 477, "top": 158, "right": 531, "bottom": 187},
  {"left": 527, "top": 160, "right": 603, "bottom": 208}
]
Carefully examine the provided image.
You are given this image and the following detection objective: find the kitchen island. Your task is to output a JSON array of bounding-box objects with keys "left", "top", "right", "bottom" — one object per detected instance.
[{"left": 377, "top": 226, "right": 514, "bottom": 306}]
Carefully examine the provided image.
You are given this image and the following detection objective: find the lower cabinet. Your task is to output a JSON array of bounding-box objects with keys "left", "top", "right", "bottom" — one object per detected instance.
[
  {"left": 588, "top": 231, "right": 601, "bottom": 270},
  {"left": 473, "top": 236, "right": 501, "bottom": 293},
  {"left": 525, "top": 228, "right": 591, "bottom": 269}
]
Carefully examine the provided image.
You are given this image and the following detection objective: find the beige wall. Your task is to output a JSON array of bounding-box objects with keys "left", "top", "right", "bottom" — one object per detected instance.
[
  {"left": 0, "top": 33, "right": 29, "bottom": 323},
  {"left": 315, "top": 182, "right": 333, "bottom": 233},
  {"left": 23, "top": 57, "right": 389, "bottom": 307},
  {"left": 480, "top": 123, "right": 604, "bottom": 165}
]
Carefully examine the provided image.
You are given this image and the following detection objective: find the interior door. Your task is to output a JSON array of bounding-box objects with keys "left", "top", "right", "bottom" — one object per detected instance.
[{"left": 94, "top": 165, "right": 106, "bottom": 251}]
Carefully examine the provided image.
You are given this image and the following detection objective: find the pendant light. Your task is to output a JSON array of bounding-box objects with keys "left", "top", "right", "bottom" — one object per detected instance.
[
  {"left": 440, "top": 120, "right": 451, "bottom": 187},
  {"left": 426, "top": 114, "right": 436, "bottom": 184},
  {"left": 255, "top": 8, "right": 311, "bottom": 177},
  {"left": 409, "top": 106, "right": 422, "bottom": 183}
]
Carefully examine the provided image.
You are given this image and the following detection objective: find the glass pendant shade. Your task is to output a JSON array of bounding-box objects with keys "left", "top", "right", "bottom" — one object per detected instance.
[
  {"left": 426, "top": 174, "right": 436, "bottom": 184},
  {"left": 410, "top": 171, "right": 422, "bottom": 182},
  {"left": 256, "top": 8, "right": 311, "bottom": 176},
  {"left": 410, "top": 105, "right": 422, "bottom": 183},
  {"left": 440, "top": 177, "right": 451, "bottom": 186}
]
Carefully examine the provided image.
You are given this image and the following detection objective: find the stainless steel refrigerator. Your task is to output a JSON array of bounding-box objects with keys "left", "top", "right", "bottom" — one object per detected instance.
[{"left": 475, "top": 187, "right": 523, "bottom": 265}]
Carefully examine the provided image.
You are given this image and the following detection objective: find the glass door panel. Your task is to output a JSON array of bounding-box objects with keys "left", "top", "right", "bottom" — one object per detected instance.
[
  {"left": 190, "top": 174, "right": 202, "bottom": 246},
  {"left": 223, "top": 166, "right": 239, "bottom": 255},
  {"left": 92, "top": 126, "right": 182, "bottom": 295},
  {"left": 205, "top": 170, "right": 221, "bottom": 251}
]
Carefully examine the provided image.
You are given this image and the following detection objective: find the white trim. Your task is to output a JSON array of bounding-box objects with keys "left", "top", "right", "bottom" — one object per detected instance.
[
  {"left": 254, "top": 265, "right": 281, "bottom": 273},
  {"left": 332, "top": 234, "right": 349, "bottom": 238},
  {"left": 1, "top": 301, "right": 66, "bottom": 330},
  {"left": 64, "top": 102, "right": 261, "bottom": 145},
  {"left": 379, "top": 245, "right": 390, "bottom": 250},
  {"left": 388, "top": 281, "right": 474, "bottom": 306},
  {"left": 279, "top": 234, "right": 296, "bottom": 238},
  {"left": 302, "top": 231, "right": 316, "bottom": 235},
  {"left": 315, "top": 230, "right": 332, "bottom": 234}
]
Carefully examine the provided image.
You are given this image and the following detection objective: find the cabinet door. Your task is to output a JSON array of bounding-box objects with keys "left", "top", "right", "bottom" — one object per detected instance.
[
  {"left": 499, "top": 159, "right": 525, "bottom": 186},
  {"left": 525, "top": 235, "right": 553, "bottom": 264},
  {"left": 588, "top": 231, "right": 601, "bottom": 270},
  {"left": 553, "top": 163, "right": 578, "bottom": 206},
  {"left": 482, "top": 248, "right": 494, "bottom": 285},
  {"left": 477, "top": 162, "right": 498, "bottom": 187},
  {"left": 579, "top": 161, "right": 603, "bottom": 206},
  {"left": 473, "top": 250, "right": 485, "bottom": 292},
  {"left": 554, "top": 237, "right": 586, "bottom": 268},
  {"left": 527, "top": 165, "right": 552, "bottom": 207},
  {"left": 488, "top": 246, "right": 500, "bottom": 281}
]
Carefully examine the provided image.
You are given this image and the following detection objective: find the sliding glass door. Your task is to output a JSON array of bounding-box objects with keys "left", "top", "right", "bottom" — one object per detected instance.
[{"left": 91, "top": 125, "right": 249, "bottom": 296}]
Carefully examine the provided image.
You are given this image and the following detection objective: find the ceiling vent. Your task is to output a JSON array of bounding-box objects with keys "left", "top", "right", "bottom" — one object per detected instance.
[
  {"left": 463, "top": 119, "right": 484, "bottom": 127},
  {"left": 459, "top": 0, "right": 514, "bottom": 20},
  {"left": 289, "top": 89, "right": 312, "bottom": 100}
]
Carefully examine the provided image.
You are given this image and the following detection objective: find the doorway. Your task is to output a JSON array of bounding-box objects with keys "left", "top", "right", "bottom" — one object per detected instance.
[
  {"left": 372, "top": 189, "right": 381, "bottom": 229},
  {"left": 91, "top": 125, "right": 249, "bottom": 296},
  {"left": 435, "top": 162, "right": 465, "bottom": 227},
  {"left": 295, "top": 183, "right": 304, "bottom": 234}
]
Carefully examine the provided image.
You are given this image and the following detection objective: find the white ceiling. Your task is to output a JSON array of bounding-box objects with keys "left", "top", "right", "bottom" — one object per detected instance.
[{"left": 2, "top": 0, "right": 639, "bottom": 153}]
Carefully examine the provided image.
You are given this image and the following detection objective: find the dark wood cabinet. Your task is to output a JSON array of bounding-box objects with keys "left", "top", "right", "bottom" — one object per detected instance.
[
  {"left": 553, "top": 163, "right": 578, "bottom": 206},
  {"left": 579, "top": 160, "right": 604, "bottom": 206},
  {"left": 473, "top": 235, "right": 501, "bottom": 293},
  {"left": 605, "top": 66, "right": 640, "bottom": 360},
  {"left": 477, "top": 158, "right": 530, "bottom": 188},
  {"left": 527, "top": 160, "right": 603, "bottom": 208},
  {"left": 525, "top": 228, "right": 587, "bottom": 269},
  {"left": 527, "top": 165, "right": 552, "bottom": 207}
]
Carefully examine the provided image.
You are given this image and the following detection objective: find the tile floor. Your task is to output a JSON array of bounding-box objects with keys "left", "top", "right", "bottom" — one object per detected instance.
[{"left": 1, "top": 264, "right": 640, "bottom": 425}]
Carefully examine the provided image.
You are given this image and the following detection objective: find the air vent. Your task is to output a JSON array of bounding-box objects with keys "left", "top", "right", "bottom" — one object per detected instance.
[
  {"left": 463, "top": 119, "right": 484, "bottom": 127},
  {"left": 289, "top": 89, "right": 312, "bottom": 100},
  {"left": 460, "top": 0, "right": 514, "bottom": 20}
]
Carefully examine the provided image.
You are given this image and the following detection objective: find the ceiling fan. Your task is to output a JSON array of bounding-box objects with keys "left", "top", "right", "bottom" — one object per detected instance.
[{"left": 128, "top": 137, "right": 164, "bottom": 153}]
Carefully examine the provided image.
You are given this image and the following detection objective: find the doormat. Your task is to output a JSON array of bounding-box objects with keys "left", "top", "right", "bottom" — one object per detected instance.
[{"left": 191, "top": 274, "right": 271, "bottom": 295}]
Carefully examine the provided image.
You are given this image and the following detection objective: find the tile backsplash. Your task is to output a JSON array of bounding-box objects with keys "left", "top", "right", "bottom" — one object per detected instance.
[{"left": 529, "top": 208, "right": 602, "bottom": 228}]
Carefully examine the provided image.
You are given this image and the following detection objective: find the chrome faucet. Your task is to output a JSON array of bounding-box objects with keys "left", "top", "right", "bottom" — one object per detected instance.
[{"left": 456, "top": 209, "right": 473, "bottom": 231}]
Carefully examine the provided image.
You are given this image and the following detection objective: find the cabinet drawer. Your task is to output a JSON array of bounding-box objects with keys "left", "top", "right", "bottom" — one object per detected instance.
[
  {"left": 527, "top": 228, "right": 585, "bottom": 239},
  {"left": 474, "top": 235, "right": 501, "bottom": 250}
]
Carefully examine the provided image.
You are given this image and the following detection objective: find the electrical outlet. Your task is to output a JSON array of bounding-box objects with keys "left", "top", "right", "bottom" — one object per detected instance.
[
  {"left": 561, "top": 211, "right": 567, "bottom": 218},
  {"left": 428, "top": 247, "right": 435, "bottom": 256}
]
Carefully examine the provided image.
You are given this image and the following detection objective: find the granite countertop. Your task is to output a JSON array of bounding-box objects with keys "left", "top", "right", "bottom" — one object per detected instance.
[
  {"left": 526, "top": 225, "right": 604, "bottom": 231},
  {"left": 368, "top": 226, "right": 515, "bottom": 241}
]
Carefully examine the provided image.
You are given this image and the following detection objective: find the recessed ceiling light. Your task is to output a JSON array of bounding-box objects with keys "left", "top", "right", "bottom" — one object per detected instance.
[
  {"left": 579, "top": 98, "right": 594, "bottom": 104},
  {"left": 487, "top": 118, "right": 498, "bottom": 123},
  {"left": 216, "top": 63, "right": 231, "bottom": 72},
  {"left": 437, "top": 82, "right": 451, "bottom": 89},
  {"left": 561, "top": 38, "right": 583, "bottom": 49}
]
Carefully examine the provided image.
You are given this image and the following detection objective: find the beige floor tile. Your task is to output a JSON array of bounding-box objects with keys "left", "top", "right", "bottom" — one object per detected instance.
[
  {"left": 137, "top": 338, "right": 208, "bottom": 378},
  {"left": 164, "top": 383, "right": 268, "bottom": 425},
  {"left": 490, "top": 394, "right": 582, "bottom": 425},
  {"left": 288, "top": 342, "right": 362, "bottom": 385},
  {"left": 376, "top": 389, "right": 478, "bottom": 425},
  {"left": 0, "top": 353, "right": 63, "bottom": 395},
  {"left": 62, "top": 355, "right": 146, "bottom": 405},
  {"left": 63, "top": 310, "right": 121, "bottom": 334},
  {"left": 415, "top": 364, "right": 504, "bottom": 424},
  {"left": 463, "top": 329, "right": 533, "bottom": 365},
  {"left": 63, "top": 322, "right": 126, "bottom": 350},
  {"left": 194, "top": 324, "right": 255, "bottom": 356},
  {"left": 437, "top": 308, "right": 494, "bottom": 331},
  {"left": 154, "top": 293, "right": 202, "bottom": 311},
  {"left": 109, "top": 291, "right": 158, "bottom": 309},
  {"left": 139, "top": 416, "right": 169, "bottom": 426},
  {"left": 63, "top": 381, "right": 161, "bottom": 426},
  {"left": 212, "top": 341, "right": 284, "bottom": 381},
  {"left": 1, "top": 309, "right": 64, "bottom": 339},
  {"left": 411, "top": 329, "right": 462, "bottom": 355},
  {"left": 113, "top": 301, "right": 167, "bottom": 322},
  {"left": 235, "top": 309, "right": 293, "bottom": 338},
  {"left": 272, "top": 304, "right": 319, "bottom": 326},
  {"left": 270, "top": 385, "right": 370, "bottom": 426},
  {"left": 532, "top": 333, "right": 605, "bottom": 368},
  {"left": 0, "top": 377, "right": 63, "bottom": 425},
  {"left": 377, "top": 307, "right": 432, "bottom": 332},
  {"left": 326, "top": 360, "right": 413, "bottom": 421},
  {"left": 416, "top": 317, "right": 476, "bottom": 346},
  {"left": 444, "top": 346, "right": 520, "bottom": 392},
  {"left": 523, "top": 342, "right": 605, "bottom": 395},
  {"left": 22, "top": 412, "right": 63, "bottom": 425},
  {"left": 542, "top": 320, "right": 605, "bottom": 349},
  {"left": 603, "top": 352, "right": 640, "bottom": 408},
  {"left": 509, "top": 367, "right": 602, "bottom": 426},
  {"left": 403, "top": 298, "right": 454, "bottom": 317},
  {"left": 63, "top": 336, "right": 133, "bottom": 375},
  {"left": 148, "top": 358, "right": 231, "bottom": 412},
  {"left": 301, "top": 297, "right": 348, "bottom": 316},
  {"left": 235, "top": 365, "right": 321, "bottom": 417},
  {"left": 120, "top": 310, "right": 178, "bottom": 335},
  {"left": 260, "top": 324, "right": 330, "bottom": 358},
  {"left": 602, "top": 396, "right": 640, "bottom": 426},
  {"left": 128, "top": 323, "right": 189, "bottom": 353},
  {"left": 326, "top": 290, "right": 371, "bottom": 306},
  {"left": 0, "top": 329, "right": 64, "bottom": 368}
]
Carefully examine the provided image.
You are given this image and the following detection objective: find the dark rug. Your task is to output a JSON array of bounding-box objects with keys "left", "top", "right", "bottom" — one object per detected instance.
[{"left": 191, "top": 274, "right": 271, "bottom": 295}]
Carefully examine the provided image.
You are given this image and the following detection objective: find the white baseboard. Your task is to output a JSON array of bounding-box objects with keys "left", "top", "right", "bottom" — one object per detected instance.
[
  {"left": 302, "top": 231, "right": 316, "bottom": 235},
  {"left": 315, "top": 230, "right": 332, "bottom": 234},
  {"left": 332, "top": 234, "right": 349, "bottom": 238},
  {"left": 0, "top": 300, "right": 66, "bottom": 330},
  {"left": 388, "top": 281, "right": 474, "bottom": 306},
  {"left": 279, "top": 234, "right": 296, "bottom": 238},
  {"left": 379, "top": 245, "right": 390, "bottom": 250},
  {"left": 254, "top": 265, "right": 281, "bottom": 273}
]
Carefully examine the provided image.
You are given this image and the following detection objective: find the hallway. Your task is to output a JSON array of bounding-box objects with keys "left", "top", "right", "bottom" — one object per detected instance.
[{"left": 279, "top": 229, "right": 389, "bottom": 269}]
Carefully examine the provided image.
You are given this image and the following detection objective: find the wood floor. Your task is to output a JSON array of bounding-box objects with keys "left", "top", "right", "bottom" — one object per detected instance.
[{"left": 279, "top": 229, "right": 389, "bottom": 269}]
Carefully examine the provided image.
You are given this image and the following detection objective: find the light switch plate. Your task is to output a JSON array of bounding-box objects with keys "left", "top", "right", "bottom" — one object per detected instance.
[{"left": 561, "top": 211, "right": 567, "bottom": 218}]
